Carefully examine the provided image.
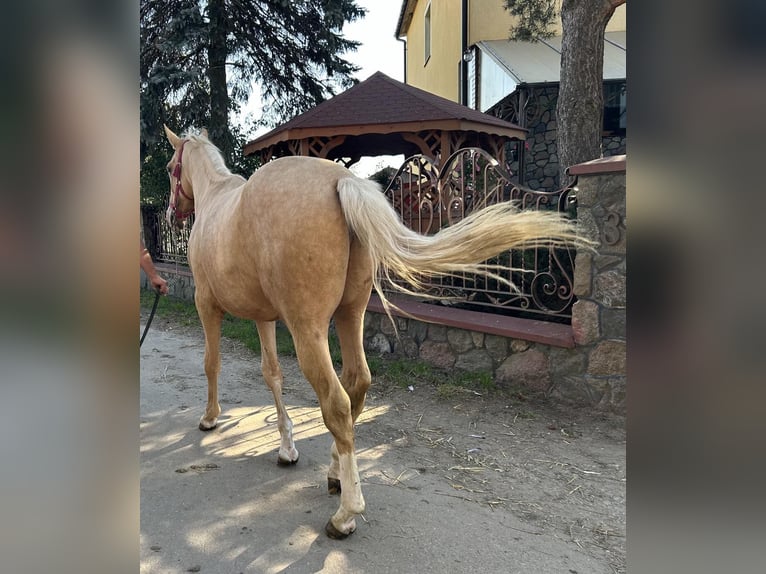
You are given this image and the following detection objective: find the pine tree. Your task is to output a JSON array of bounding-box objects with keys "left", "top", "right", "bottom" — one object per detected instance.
[{"left": 140, "top": 0, "right": 364, "bottom": 197}]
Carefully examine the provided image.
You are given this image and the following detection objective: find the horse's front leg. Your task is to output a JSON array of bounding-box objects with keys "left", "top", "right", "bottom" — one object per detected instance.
[
  {"left": 255, "top": 320, "right": 299, "bottom": 465},
  {"left": 196, "top": 298, "right": 224, "bottom": 431}
]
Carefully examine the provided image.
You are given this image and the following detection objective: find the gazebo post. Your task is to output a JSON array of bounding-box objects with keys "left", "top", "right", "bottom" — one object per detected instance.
[{"left": 439, "top": 132, "right": 451, "bottom": 168}]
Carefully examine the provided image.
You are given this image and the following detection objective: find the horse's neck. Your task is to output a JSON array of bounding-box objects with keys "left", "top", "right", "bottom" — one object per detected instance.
[{"left": 189, "top": 146, "right": 243, "bottom": 206}]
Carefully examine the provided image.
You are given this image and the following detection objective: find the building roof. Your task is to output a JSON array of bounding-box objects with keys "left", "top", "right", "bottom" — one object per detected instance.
[
  {"left": 243, "top": 71, "right": 526, "bottom": 157},
  {"left": 477, "top": 31, "right": 626, "bottom": 85},
  {"left": 395, "top": 0, "right": 418, "bottom": 39}
]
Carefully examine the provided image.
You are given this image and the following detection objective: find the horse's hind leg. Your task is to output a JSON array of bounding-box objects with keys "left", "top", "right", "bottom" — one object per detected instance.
[
  {"left": 195, "top": 294, "right": 224, "bottom": 431},
  {"left": 255, "top": 320, "right": 299, "bottom": 465},
  {"left": 292, "top": 324, "right": 364, "bottom": 539},
  {"left": 327, "top": 301, "right": 372, "bottom": 494}
]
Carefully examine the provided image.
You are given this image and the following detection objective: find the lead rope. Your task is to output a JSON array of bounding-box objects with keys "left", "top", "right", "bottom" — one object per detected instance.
[{"left": 140, "top": 288, "right": 162, "bottom": 347}]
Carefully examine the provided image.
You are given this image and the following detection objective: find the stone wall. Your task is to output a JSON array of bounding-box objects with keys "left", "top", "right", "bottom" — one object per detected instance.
[
  {"left": 603, "top": 135, "right": 626, "bottom": 157},
  {"left": 362, "top": 156, "right": 627, "bottom": 412},
  {"left": 497, "top": 85, "right": 627, "bottom": 192},
  {"left": 363, "top": 312, "right": 589, "bottom": 397},
  {"left": 523, "top": 86, "right": 560, "bottom": 190},
  {"left": 569, "top": 157, "right": 627, "bottom": 410},
  {"left": 140, "top": 264, "right": 196, "bottom": 302}
]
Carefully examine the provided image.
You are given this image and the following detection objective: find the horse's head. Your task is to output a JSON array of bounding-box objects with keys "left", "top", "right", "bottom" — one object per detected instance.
[{"left": 164, "top": 125, "right": 195, "bottom": 227}]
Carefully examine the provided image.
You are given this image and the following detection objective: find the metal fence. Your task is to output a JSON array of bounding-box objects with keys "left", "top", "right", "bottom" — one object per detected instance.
[
  {"left": 383, "top": 148, "right": 578, "bottom": 322},
  {"left": 143, "top": 147, "right": 579, "bottom": 322},
  {"left": 141, "top": 204, "right": 193, "bottom": 266},
  {"left": 157, "top": 213, "right": 194, "bottom": 265}
]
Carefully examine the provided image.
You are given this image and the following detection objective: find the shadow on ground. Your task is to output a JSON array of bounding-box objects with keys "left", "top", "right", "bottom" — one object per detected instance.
[{"left": 140, "top": 317, "right": 625, "bottom": 574}]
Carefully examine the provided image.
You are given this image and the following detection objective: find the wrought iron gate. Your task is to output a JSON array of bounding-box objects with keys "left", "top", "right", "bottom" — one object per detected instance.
[{"left": 383, "top": 148, "right": 578, "bottom": 321}]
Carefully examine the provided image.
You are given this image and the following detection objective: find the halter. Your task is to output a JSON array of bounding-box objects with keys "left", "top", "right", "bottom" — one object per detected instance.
[{"left": 170, "top": 140, "right": 195, "bottom": 220}]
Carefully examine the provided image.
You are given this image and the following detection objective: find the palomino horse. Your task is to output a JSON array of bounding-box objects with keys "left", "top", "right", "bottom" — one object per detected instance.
[{"left": 162, "top": 126, "right": 586, "bottom": 538}]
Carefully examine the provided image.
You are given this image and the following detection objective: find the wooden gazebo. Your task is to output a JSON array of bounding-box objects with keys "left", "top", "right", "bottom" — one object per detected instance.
[{"left": 243, "top": 71, "right": 527, "bottom": 167}]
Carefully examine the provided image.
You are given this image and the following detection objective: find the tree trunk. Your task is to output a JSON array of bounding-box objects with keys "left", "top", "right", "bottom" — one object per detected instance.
[
  {"left": 556, "top": 0, "right": 618, "bottom": 184},
  {"left": 207, "top": 0, "right": 233, "bottom": 164}
]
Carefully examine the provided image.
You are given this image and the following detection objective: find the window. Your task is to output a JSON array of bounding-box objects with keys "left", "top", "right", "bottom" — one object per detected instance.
[
  {"left": 603, "top": 81, "right": 626, "bottom": 135},
  {"left": 424, "top": 3, "right": 431, "bottom": 64}
]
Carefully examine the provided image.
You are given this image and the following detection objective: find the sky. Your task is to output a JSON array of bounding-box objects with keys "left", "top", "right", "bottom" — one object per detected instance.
[
  {"left": 343, "top": 0, "right": 405, "bottom": 84},
  {"left": 242, "top": 1, "right": 406, "bottom": 178},
  {"left": 343, "top": 1, "right": 406, "bottom": 176}
]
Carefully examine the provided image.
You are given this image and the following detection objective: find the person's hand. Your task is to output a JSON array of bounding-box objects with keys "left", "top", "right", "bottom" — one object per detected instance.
[{"left": 150, "top": 275, "right": 168, "bottom": 295}]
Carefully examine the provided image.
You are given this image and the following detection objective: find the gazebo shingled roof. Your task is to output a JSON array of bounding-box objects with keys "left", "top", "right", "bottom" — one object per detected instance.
[{"left": 243, "top": 71, "right": 526, "bottom": 166}]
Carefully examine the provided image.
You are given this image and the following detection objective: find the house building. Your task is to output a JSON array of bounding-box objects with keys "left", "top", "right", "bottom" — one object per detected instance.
[{"left": 396, "top": 0, "right": 626, "bottom": 190}]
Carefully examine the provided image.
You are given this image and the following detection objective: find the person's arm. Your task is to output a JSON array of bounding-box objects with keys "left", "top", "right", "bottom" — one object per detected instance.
[{"left": 140, "top": 239, "right": 168, "bottom": 295}]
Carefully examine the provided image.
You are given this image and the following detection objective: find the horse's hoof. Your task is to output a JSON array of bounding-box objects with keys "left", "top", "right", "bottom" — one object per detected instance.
[
  {"left": 277, "top": 453, "right": 299, "bottom": 466},
  {"left": 198, "top": 421, "right": 217, "bottom": 431},
  {"left": 325, "top": 519, "right": 355, "bottom": 540},
  {"left": 327, "top": 477, "right": 342, "bottom": 495}
]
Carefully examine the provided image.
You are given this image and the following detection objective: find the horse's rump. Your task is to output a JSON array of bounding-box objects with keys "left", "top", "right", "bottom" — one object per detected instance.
[{"left": 233, "top": 157, "right": 360, "bottom": 321}]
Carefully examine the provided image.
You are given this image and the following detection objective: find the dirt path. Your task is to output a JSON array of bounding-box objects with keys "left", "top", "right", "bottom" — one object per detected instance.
[{"left": 140, "top": 314, "right": 625, "bottom": 574}]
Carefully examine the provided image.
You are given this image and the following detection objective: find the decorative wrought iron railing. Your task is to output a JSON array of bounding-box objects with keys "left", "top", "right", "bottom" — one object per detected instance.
[
  {"left": 144, "top": 147, "right": 579, "bottom": 322},
  {"left": 151, "top": 211, "right": 194, "bottom": 265},
  {"left": 383, "top": 148, "right": 578, "bottom": 322}
]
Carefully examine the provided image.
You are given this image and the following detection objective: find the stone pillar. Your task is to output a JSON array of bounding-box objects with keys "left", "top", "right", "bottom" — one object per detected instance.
[{"left": 569, "top": 156, "right": 626, "bottom": 410}]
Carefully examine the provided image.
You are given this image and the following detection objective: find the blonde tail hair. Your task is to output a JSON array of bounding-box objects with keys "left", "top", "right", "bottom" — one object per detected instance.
[{"left": 337, "top": 177, "right": 593, "bottom": 318}]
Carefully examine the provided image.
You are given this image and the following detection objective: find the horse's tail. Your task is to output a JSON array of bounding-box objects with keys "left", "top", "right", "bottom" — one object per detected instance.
[{"left": 336, "top": 176, "right": 593, "bottom": 317}]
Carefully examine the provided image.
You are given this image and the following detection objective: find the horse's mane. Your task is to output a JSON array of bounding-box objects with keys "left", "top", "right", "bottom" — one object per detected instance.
[{"left": 183, "top": 130, "right": 245, "bottom": 183}]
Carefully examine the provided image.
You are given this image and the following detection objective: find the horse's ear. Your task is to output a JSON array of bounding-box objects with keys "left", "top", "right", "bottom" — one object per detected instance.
[
  {"left": 200, "top": 127, "right": 209, "bottom": 139},
  {"left": 163, "top": 124, "right": 182, "bottom": 149}
]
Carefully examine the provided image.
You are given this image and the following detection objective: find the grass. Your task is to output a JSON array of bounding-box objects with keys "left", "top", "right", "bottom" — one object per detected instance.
[
  {"left": 141, "top": 290, "right": 199, "bottom": 327},
  {"left": 376, "top": 358, "right": 440, "bottom": 388},
  {"left": 220, "top": 314, "right": 301, "bottom": 357},
  {"left": 435, "top": 370, "right": 495, "bottom": 399},
  {"left": 220, "top": 316, "right": 264, "bottom": 354},
  {"left": 141, "top": 289, "right": 496, "bottom": 395}
]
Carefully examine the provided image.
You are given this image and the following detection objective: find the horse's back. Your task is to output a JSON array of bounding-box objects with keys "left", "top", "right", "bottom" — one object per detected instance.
[
  {"left": 244, "top": 156, "right": 352, "bottom": 244},
  {"left": 248, "top": 156, "right": 352, "bottom": 204}
]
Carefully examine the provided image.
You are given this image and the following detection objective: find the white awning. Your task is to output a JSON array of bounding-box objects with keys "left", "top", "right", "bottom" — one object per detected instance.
[{"left": 476, "top": 31, "right": 626, "bottom": 85}]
